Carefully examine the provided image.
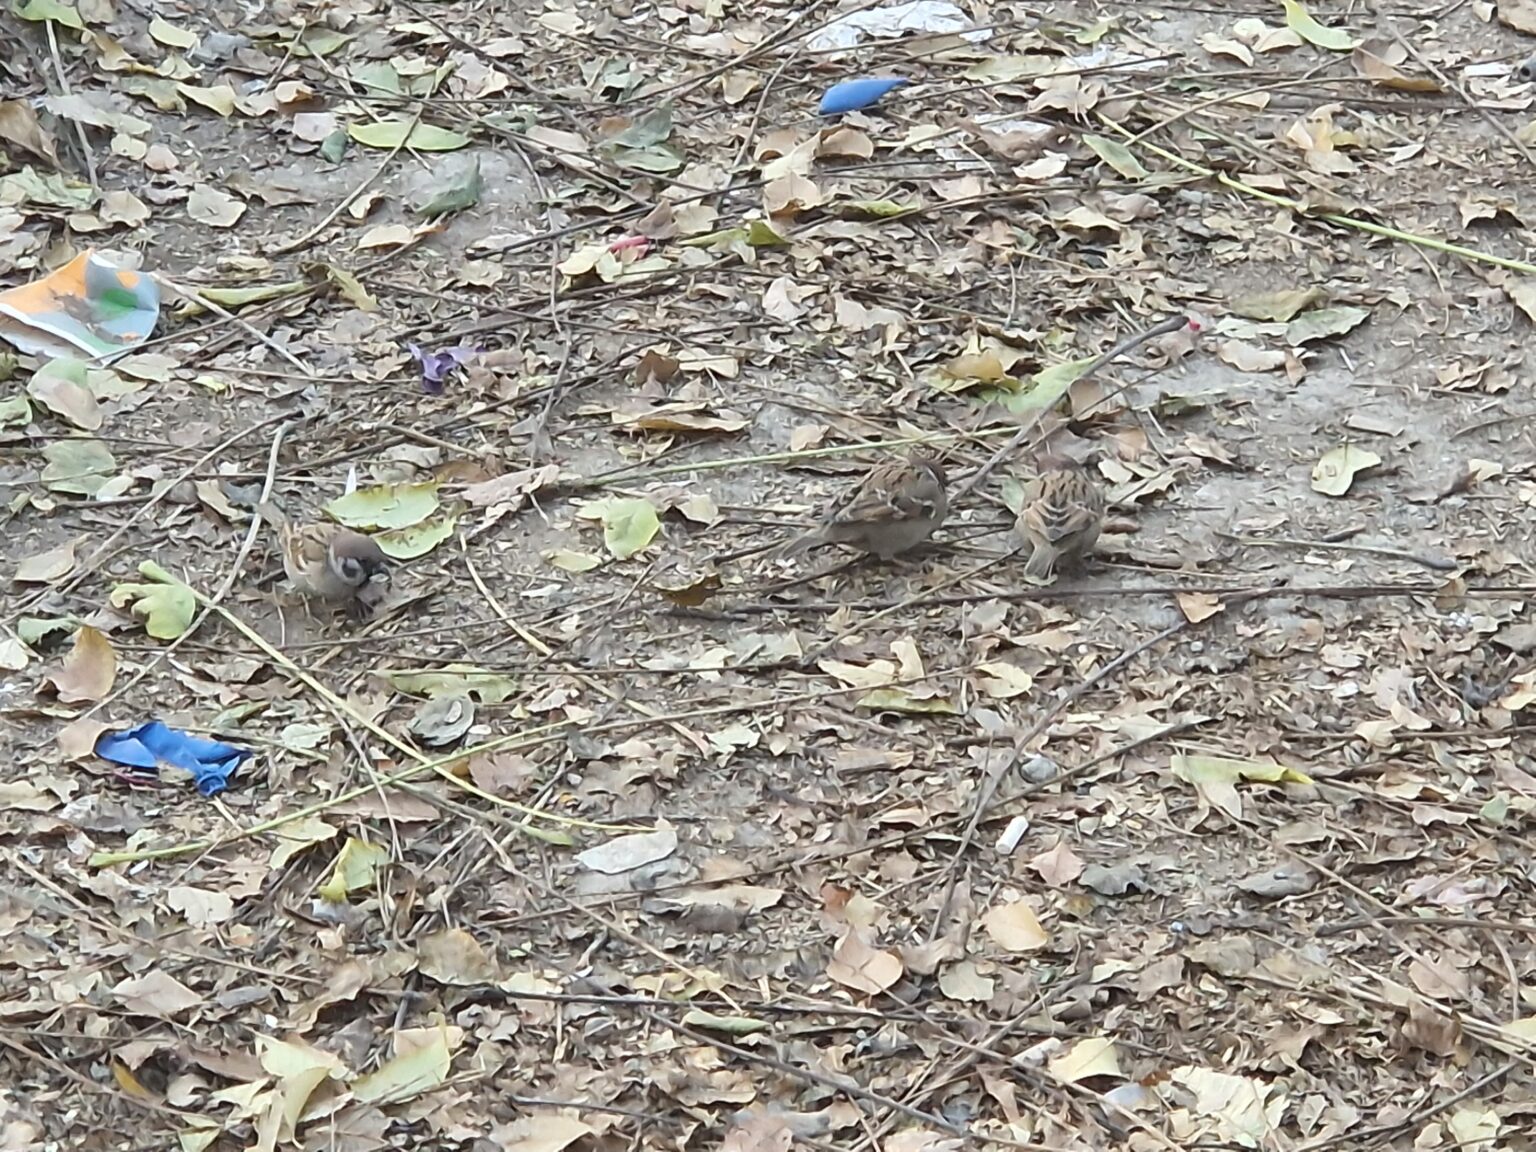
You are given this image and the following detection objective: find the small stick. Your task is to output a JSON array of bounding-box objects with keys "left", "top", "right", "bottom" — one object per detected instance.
[
  {"left": 802, "top": 551, "right": 1012, "bottom": 663},
  {"left": 76, "top": 422, "right": 292, "bottom": 722},
  {"left": 1392, "top": 31, "right": 1536, "bottom": 173},
  {"left": 1217, "top": 531, "right": 1459, "bottom": 572},
  {"left": 45, "top": 19, "right": 98, "bottom": 191},
  {"left": 266, "top": 110, "right": 420, "bottom": 256},
  {"left": 927, "top": 581, "right": 1278, "bottom": 939},
  {"left": 158, "top": 278, "right": 317, "bottom": 377},
  {"left": 731, "top": 47, "right": 799, "bottom": 174},
  {"left": 4, "top": 413, "right": 289, "bottom": 624},
  {"left": 949, "top": 313, "right": 1193, "bottom": 504}
]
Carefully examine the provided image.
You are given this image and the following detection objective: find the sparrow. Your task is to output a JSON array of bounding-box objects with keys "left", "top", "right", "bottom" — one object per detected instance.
[
  {"left": 780, "top": 454, "right": 948, "bottom": 560},
  {"left": 257, "top": 501, "right": 389, "bottom": 608},
  {"left": 1014, "top": 456, "right": 1104, "bottom": 583}
]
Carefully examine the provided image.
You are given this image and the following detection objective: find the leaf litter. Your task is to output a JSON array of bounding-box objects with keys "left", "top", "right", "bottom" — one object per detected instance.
[{"left": 4, "top": 0, "right": 1536, "bottom": 1148}]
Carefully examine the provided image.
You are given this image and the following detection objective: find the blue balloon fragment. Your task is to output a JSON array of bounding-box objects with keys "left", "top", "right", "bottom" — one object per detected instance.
[
  {"left": 96, "top": 721, "right": 251, "bottom": 798},
  {"left": 819, "top": 76, "right": 907, "bottom": 116}
]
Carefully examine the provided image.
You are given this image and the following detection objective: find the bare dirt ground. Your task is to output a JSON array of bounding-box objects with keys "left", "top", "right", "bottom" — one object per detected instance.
[{"left": 8, "top": 0, "right": 1536, "bottom": 1149}]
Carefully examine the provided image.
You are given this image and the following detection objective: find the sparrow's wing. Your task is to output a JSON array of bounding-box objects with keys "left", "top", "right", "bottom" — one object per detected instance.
[
  {"left": 833, "top": 463, "right": 938, "bottom": 526},
  {"left": 1023, "top": 473, "right": 1100, "bottom": 543},
  {"left": 1038, "top": 502, "right": 1100, "bottom": 542}
]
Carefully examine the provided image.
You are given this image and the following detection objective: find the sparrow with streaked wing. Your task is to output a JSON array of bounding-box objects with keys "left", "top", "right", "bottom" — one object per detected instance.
[
  {"left": 258, "top": 501, "right": 389, "bottom": 610},
  {"left": 779, "top": 455, "right": 948, "bottom": 561},
  {"left": 1014, "top": 456, "right": 1104, "bottom": 583}
]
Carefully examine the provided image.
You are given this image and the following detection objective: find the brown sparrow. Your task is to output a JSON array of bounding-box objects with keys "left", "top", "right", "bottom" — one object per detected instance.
[
  {"left": 780, "top": 455, "right": 948, "bottom": 560},
  {"left": 1014, "top": 456, "right": 1104, "bottom": 583},
  {"left": 257, "top": 501, "right": 389, "bottom": 607}
]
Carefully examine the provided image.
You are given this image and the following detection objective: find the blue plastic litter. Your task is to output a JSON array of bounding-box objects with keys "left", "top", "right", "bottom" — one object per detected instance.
[
  {"left": 96, "top": 721, "right": 250, "bottom": 797},
  {"left": 819, "top": 76, "right": 907, "bottom": 116}
]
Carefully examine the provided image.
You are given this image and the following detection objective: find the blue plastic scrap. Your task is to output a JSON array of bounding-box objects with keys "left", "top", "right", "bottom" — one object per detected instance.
[
  {"left": 96, "top": 721, "right": 250, "bottom": 797},
  {"left": 819, "top": 76, "right": 907, "bottom": 116}
]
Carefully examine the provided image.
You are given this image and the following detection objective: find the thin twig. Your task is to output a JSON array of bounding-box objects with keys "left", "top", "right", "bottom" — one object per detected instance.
[
  {"left": 44, "top": 17, "right": 98, "bottom": 191},
  {"left": 77, "top": 422, "right": 292, "bottom": 722},
  {"left": 157, "top": 278, "right": 317, "bottom": 377},
  {"left": 86, "top": 659, "right": 992, "bottom": 867},
  {"left": 635, "top": 0, "right": 846, "bottom": 103},
  {"left": 928, "top": 582, "right": 1281, "bottom": 938},
  {"left": 1216, "top": 532, "right": 1459, "bottom": 571},
  {"left": 1391, "top": 30, "right": 1536, "bottom": 173},
  {"left": 803, "top": 551, "right": 1013, "bottom": 663},
  {"left": 1299, "top": 1060, "right": 1519, "bottom": 1152},
  {"left": 266, "top": 110, "right": 422, "bottom": 256},
  {"left": 948, "top": 313, "right": 1192, "bottom": 504},
  {"left": 5, "top": 414, "right": 290, "bottom": 625},
  {"left": 1102, "top": 113, "right": 1536, "bottom": 276},
  {"left": 731, "top": 48, "right": 799, "bottom": 174},
  {"left": 460, "top": 540, "right": 711, "bottom": 756}
]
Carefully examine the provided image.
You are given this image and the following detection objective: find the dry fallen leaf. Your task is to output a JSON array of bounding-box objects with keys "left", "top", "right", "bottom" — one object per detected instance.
[
  {"left": 1029, "top": 840, "right": 1084, "bottom": 887},
  {"left": 46, "top": 625, "right": 117, "bottom": 703},
  {"left": 350, "top": 1025, "right": 452, "bottom": 1103},
  {"left": 112, "top": 970, "right": 205, "bottom": 1018},
  {"left": 1311, "top": 444, "right": 1381, "bottom": 496},
  {"left": 491, "top": 1113, "right": 593, "bottom": 1152},
  {"left": 574, "top": 821, "right": 677, "bottom": 874},
  {"left": 1176, "top": 592, "right": 1224, "bottom": 624},
  {"left": 983, "top": 900, "right": 1048, "bottom": 952},
  {"left": 826, "top": 930, "right": 903, "bottom": 995},
  {"left": 418, "top": 928, "right": 500, "bottom": 986},
  {"left": 14, "top": 539, "right": 77, "bottom": 583},
  {"left": 1048, "top": 1037, "right": 1122, "bottom": 1083},
  {"left": 187, "top": 182, "right": 246, "bottom": 227}
]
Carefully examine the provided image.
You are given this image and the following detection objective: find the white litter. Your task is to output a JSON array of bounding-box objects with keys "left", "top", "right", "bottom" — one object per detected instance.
[
  {"left": 807, "top": 1, "right": 992, "bottom": 52},
  {"left": 994, "top": 814, "right": 1030, "bottom": 856}
]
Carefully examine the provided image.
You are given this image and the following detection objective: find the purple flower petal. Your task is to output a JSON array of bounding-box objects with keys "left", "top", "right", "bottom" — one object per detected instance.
[{"left": 408, "top": 342, "right": 482, "bottom": 394}]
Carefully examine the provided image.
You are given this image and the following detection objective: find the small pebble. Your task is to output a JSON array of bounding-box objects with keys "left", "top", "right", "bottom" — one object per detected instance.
[
  {"left": 1021, "top": 754, "right": 1060, "bottom": 784},
  {"left": 191, "top": 31, "right": 251, "bottom": 65}
]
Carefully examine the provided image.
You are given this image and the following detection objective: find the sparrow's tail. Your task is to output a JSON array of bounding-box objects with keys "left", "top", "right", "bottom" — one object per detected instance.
[
  {"left": 1023, "top": 541, "right": 1057, "bottom": 583},
  {"left": 775, "top": 527, "right": 824, "bottom": 559}
]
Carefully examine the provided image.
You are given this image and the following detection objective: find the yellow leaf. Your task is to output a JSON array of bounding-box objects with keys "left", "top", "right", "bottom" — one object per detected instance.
[
  {"left": 1500, "top": 1016, "right": 1536, "bottom": 1041},
  {"left": 175, "top": 83, "right": 236, "bottom": 116},
  {"left": 984, "top": 900, "right": 1048, "bottom": 952},
  {"left": 1171, "top": 753, "right": 1311, "bottom": 821},
  {"left": 1081, "top": 133, "right": 1149, "bottom": 179},
  {"left": 1310, "top": 444, "right": 1380, "bottom": 496},
  {"left": 177, "top": 1122, "right": 220, "bottom": 1152},
  {"left": 1280, "top": 0, "right": 1354, "bottom": 50},
  {"left": 268, "top": 815, "right": 338, "bottom": 869},
  {"left": 597, "top": 497, "right": 660, "bottom": 560},
  {"left": 254, "top": 1036, "right": 343, "bottom": 1138},
  {"left": 316, "top": 836, "right": 388, "bottom": 902},
  {"left": 351, "top": 1026, "right": 451, "bottom": 1104},
  {"left": 375, "top": 516, "right": 455, "bottom": 560},
  {"left": 544, "top": 548, "right": 602, "bottom": 572},
  {"left": 349, "top": 119, "right": 470, "bottom": 151},
  {"left": 975, "top": 662, "right": 1034, "bottom": 699},
  {"left": 112, "top": 1061, "right": 158, "bottom": 1100},
  {"left": 148, "top": 16, "right": 197, "bottom": 48},
  {"left": 1049, "top": 1037, "right": 1123, "bottom": 1083}
]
